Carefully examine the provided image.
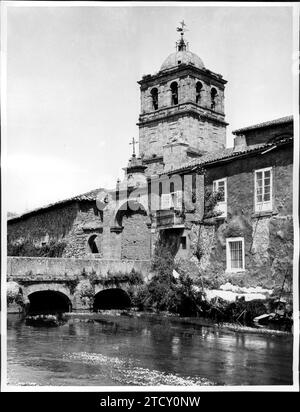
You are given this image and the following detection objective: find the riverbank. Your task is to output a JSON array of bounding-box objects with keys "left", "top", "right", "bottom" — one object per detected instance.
[{"left": 64, "top": 310, "right": 292, "bottom": 336}]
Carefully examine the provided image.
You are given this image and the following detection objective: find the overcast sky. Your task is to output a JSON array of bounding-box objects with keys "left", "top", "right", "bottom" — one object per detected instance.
[{"left": 5, "top": 3, "right": 294, "bottom": 214}]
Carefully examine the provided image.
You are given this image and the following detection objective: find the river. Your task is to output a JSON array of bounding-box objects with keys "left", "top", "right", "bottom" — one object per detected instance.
[{"left": 7, "top": 314, "right": 293, "bottom": 386}]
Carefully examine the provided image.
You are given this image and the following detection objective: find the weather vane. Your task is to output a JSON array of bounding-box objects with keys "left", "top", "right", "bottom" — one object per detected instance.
[
  {"left": 176, "top": 20, "right": 188, "bottom": 35},
  {"left": 129, "top": 137, "right": 138, "bottom": 156}
]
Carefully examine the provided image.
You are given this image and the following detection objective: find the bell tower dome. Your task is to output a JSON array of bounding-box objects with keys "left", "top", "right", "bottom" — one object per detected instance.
[{"left": 137, "top": 22, "right": 228, "bottom": 174}]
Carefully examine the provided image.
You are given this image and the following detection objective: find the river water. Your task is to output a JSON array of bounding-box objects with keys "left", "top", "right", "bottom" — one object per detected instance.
[{"left": 7, "top": 314, "right": 293, "bottom": 387}]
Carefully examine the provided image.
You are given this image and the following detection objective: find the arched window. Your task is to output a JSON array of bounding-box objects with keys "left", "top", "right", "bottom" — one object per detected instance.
[
  {"left": 196, "top": 81, "right": 203, "bottom": 104},
  {"left": 151, "top": 88, "right": 158, "bottom": 110},
  {"left": 211, "top": 87, "right": 217, "bottom": 110},
  {"left": 170, "top": 82, "right": 178, "bottom": 105},
  {"left": 88, "top": 235, "right": 99, "bottom": 254}
]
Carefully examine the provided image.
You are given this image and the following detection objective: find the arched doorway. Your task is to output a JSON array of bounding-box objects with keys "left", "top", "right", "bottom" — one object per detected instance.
[
  {"left": 93, "top": 288, "right": 131, "bottom": 311},
  {"left": 27, "top": 290, "right": 72, "bottom": 314}
]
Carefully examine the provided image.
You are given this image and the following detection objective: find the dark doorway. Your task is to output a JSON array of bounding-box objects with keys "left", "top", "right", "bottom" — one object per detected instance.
[
  {"left": 28, "top": 291, "right": 71, "bottom": 314},
  {"left": 93, "top": 288, "right": 131, "bottom": 311},
  {"left": 88, "top": 235, "right": 99, "bottom": 253}
]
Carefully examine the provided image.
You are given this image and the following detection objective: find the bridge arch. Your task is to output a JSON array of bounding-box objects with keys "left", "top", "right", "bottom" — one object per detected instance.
[
  {"left": 93, "top": 288, "right": 131, "bottom": 311},
  {"left": 23, "top": 283, "right": 72, "bottom": 314}
]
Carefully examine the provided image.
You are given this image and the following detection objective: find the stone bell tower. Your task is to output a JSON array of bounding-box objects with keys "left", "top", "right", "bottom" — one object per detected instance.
[{"left": 137, "top": 22, "right": 228, "bottom": 174}]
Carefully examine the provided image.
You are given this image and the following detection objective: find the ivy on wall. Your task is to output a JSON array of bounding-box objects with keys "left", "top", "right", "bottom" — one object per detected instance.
[{"left": 7, "top": 240, "right": 67, "bottom": 257}]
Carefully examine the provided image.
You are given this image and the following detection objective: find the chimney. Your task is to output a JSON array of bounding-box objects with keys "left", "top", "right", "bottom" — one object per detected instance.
[{"left": 233, "top": 134, "right": 247, "bottom": 152}]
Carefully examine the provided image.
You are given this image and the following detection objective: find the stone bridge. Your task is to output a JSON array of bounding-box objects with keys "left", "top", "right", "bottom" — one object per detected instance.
[{"left": 7, "top": 257, "right": 151, "bottom": 312}]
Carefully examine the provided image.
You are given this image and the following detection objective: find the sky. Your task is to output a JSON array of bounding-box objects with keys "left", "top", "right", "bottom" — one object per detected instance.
[{"left": 4, "top": 3, "right": 295, "bottom": 214}]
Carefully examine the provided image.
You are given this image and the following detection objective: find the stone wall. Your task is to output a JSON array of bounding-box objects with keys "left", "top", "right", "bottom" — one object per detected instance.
[
  {"left": 121, "top": 212, "right": 151, "bottom": 260},
  {"left": 7, "top": 256, "right": 151, "bottom": 281},
  {"left": 139, "top": 113, "right": 226, "bottom": 172}
]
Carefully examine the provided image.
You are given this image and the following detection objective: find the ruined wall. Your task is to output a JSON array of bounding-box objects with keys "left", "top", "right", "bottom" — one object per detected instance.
[
  {"left": 63, "top": 201, "right": 103, "bottom": 258},
  {"left": 196, "top": 145, "right": 293, "bottom": 290}
]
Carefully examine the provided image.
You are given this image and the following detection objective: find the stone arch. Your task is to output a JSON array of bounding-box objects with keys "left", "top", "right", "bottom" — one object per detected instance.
[
  {"left": 23, "top": 283, "right": 72, "bottom": 313},
  {"left": 93, "top": 288, "right": 131, "bottom": 311}
]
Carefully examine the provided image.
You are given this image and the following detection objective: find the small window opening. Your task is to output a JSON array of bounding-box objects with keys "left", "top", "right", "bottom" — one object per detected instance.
[
  {"left": 151, "top": 88, "right": 158, "bottom": 110},
  {"left": 171, "top": 82, "right": 178, "bottom": 105},
  {"left": 196, "top": 81, "right": 203, "bottom": 104},
  {"left": 211, "top": 87, "right": 217, "bottom": 110}
]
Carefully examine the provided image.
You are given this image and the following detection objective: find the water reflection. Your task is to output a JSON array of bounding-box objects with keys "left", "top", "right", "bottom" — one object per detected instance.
[{"left": 7, "top": 314, "right": 293, "bottom": 386}]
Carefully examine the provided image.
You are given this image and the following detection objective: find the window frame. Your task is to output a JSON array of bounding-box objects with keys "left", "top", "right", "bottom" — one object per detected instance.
[
  {"left": 226, "top": 237, "right": 245, "bottom": 273},
  {"left": 213, "top": 177, "right": 227, "bottom": 218},
  {"left": 254, "top": 167, "right": 273, "bottom": 213}
]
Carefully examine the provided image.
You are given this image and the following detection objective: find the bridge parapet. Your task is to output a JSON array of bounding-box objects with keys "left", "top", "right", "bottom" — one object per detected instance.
[{"left": 7, "top": 257, "right": 151, "bottom": 282}]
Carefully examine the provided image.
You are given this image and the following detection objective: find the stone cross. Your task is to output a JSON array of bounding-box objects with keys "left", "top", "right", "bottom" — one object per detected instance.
[{"left": 130, "top": 137, "right": 138, "bottom": 156}]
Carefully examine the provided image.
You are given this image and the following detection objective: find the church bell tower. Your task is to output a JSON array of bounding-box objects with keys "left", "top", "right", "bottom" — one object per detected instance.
[{"left": 137, "top": 22, "right": 228, "bottom": 174}]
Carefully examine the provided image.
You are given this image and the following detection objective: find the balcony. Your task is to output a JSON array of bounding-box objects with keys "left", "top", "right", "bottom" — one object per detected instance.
[{"left": 155, "top": 209, "right": 185, "bottom": 230}]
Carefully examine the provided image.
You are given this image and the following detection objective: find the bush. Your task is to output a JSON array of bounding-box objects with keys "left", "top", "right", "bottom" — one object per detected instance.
[
  {"left": 203, "top": 188, "right": 224, "bottom": 219},
  {"left": 7, "top": 281, "right": 24, "bottom": 307}
]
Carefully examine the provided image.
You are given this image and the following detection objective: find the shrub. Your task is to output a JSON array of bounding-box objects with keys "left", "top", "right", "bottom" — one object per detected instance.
[
  {"left": 7, "top": 281, "right": 24, "bottom": 307},
  {"left": 203, "top": 188, "right": 223, "bottom": 219}
]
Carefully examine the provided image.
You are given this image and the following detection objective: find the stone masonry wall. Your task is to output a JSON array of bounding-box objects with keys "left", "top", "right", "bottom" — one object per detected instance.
[
  {"left": 121, "top": 212, "right": 151, "bottom": 260},
  {"left": 7, "top": 256, "right": 151, "bottom": 281},
  {"left": 139, "top": 115, "right": 226, "bottom": 168}
]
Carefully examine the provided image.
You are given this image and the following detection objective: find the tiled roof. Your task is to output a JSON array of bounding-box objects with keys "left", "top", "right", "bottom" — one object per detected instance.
[
  {"left": 232, "top": 115, "right": 293, "bottom": 135},
  {"left": 161, "top": 135, "right": 293, "bottom": 175},
  {"left": 8, "top": 188, "right": 105, "bottom": 222}
]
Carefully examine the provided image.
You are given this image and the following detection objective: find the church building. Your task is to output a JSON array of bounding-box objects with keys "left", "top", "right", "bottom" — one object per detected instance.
[{"left": 8, "top": 25, "right": 294, "bottom": 292}]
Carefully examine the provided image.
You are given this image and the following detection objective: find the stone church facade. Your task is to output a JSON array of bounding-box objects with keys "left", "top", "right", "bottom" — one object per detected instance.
[{"left": 8, "top": 29, "right": 294, "bottom": 291}]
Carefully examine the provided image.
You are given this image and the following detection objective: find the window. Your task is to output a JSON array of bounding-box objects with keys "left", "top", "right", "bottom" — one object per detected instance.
[
  {"left": 226, "top": 237, "right": 245, "bottom": 272},
  {"left": 254, "top": 167, "right": 272, "bottom": 212},
  {"left": 151, "top": 88, "right": 158, "bottom": 110},
  {"left": 211, "top": 87, "right": 217, "bottom": 110},
  {"left": 213, "top": 178, "right": 227, "bottom": 218},
  {"left": 196, "top": 81, "right": 203, "bottom": 104},
  {"left": 170, "top": 82, "right": 178, "bottom": 105},
  {"left": 160, "top": 191, "right": 183, "bottom": 210}
]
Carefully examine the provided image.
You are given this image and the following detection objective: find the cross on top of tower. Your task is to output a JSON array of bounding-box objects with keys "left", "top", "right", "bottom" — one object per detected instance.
[
  {"left": 176, "top": 20, "right": 189, "bottom": 51},
  {"left": 129, "top": 137, "right": 138, "bottom": 157}
]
